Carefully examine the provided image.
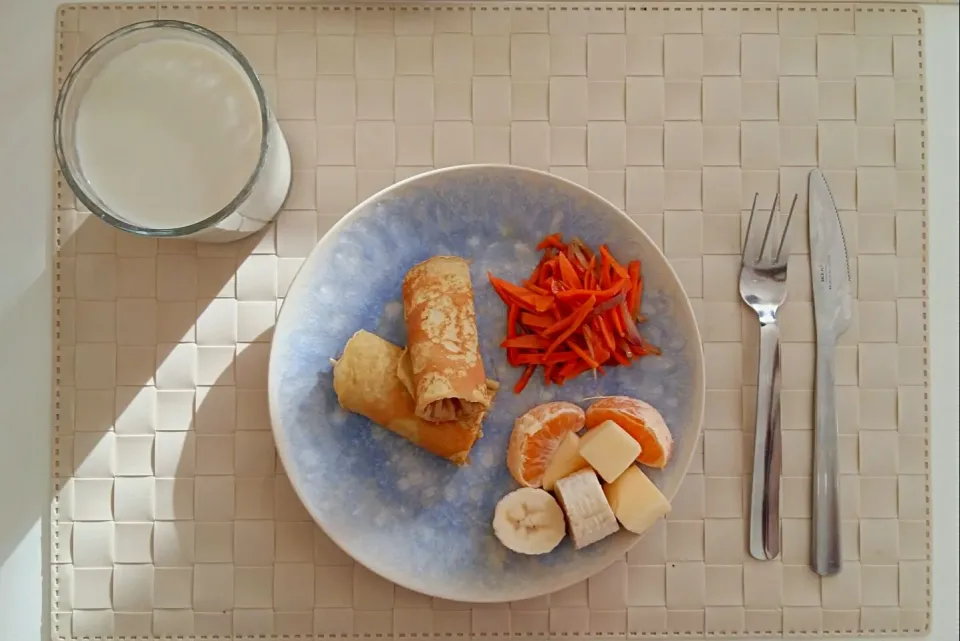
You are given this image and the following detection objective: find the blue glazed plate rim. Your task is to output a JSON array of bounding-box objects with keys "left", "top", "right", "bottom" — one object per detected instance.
[{"left": 268, "top": 164, "right": 706, "bottom": 602}]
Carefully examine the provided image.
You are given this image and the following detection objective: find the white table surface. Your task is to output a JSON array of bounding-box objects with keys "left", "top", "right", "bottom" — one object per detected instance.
[{"left": 0, "top": 2, "right": 956, "bottom": 640}]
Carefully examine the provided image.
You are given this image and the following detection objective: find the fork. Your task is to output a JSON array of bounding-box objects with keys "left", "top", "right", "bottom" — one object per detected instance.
[{"left": 739, "top": 192, "right": 798, "bottom": 561}]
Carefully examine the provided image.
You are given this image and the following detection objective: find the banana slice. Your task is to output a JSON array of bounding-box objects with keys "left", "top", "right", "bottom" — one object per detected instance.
[
  {"left": 492, "top": 487, "right": 566, "bottom": 555},
  {"left": 554, "top": 469, "right": 620, "bottom": 549}
]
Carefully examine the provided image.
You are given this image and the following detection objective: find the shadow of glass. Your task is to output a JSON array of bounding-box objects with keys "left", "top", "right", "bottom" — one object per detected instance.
[
  {"left": 58, "top": 213, "right": 270, "bottom": 474},
  {"left": 53, "top": 214, "right": 346, "bottom": 637},
  {"left": 59, "top": 211, "right": 632, "bottom": 634},
  {"left": 146, "top": 326, "right": 357, "bottom": 637}
]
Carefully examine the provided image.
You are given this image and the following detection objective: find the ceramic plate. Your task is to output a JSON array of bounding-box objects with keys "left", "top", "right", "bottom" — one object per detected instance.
[{"left": 269, "top": 165, "right": 705, "bottom": 602}]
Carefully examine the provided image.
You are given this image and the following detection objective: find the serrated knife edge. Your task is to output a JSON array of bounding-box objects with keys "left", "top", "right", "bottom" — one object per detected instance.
[{"left": 809, "top": 169, "right": 853, "bottom": 335}]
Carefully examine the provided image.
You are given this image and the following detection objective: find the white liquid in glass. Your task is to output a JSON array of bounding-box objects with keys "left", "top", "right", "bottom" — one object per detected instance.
[{"left": 74, "top": 39, "right": 282, "bottom": 232}]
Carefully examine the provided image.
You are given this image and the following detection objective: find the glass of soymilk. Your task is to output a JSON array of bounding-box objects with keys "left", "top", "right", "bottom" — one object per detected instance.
[{"left": 54, "top": 21, "right": 292, "bottom": 243}]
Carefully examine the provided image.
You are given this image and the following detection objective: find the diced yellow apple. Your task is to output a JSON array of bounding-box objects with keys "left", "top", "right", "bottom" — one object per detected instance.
[
  {"left": 578, "top": 419, "right": 642, "bottom": 484},
  {"left": 603, "top": 466, "right": 671, "bottom": 534},
  {"left": 542, "top": 432, "right": 590, "bottom": 491}
]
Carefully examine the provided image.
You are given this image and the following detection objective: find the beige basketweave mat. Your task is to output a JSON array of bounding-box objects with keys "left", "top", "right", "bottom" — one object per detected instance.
[{"left": 52, "top": 3, "right": 930, "bottom": 639}]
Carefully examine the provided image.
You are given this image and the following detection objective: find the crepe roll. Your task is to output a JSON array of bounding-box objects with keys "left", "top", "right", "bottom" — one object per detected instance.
[
  {"left": 333, "top": 330, "right": 496, "bottom": 465},
  {"left": 402, "top": 256, "right": 492, "bottom": 423}
]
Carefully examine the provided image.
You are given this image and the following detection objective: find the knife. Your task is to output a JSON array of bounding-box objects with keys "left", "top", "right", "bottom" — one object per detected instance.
[{"left": 808, "top": 169, "right": 853, "bottom": 576}]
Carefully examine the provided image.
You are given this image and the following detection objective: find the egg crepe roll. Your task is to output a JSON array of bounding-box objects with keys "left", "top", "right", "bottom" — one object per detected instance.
[
  {"left": 397, "top": 348, "right": 498, "bottom": 407},
  {"left": 332, "top": 330, "right": 496, "bottom": 465},
  {"left": 402, "top": 256, "right": 492, "bottom": 423}
]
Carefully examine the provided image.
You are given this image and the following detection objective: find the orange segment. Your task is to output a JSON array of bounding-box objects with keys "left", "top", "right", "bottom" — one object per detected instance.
[
  {"left": 507, "top": 401, "right": 586, "bottom": 487},
  {"left": 585, "top": 396, "right": 673, "bottom": 468}
]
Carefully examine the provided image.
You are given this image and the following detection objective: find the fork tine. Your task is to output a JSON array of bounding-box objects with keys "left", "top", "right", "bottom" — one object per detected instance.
[
  {"left": 742, "top": 192, "right": 759, "bottom": 263},
  {"left": 775, "top": 194, "right": 799, "bottom": 263},
  {"left": 758, "top": 192, "right": 780, "bottom": 262}
]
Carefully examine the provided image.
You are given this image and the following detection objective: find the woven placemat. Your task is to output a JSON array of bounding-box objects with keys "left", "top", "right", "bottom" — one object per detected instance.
[{"left": 52, "top": 3, "right": 930, "bottom": 639}]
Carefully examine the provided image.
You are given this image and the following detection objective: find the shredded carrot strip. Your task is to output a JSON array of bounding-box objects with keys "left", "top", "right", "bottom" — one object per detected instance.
[
  {"left": 596, "top": 316, "right": 616, "bottom": 353},
  {"left": 593, "top": 346, "right": 611, "bottom": 365},
  {"left": 513, "top": 354, "right": 543, "bottom": 365},
  {"left": 566, "top": 341, "right": 599, "bottom": 369},
  {"left": 556, "top": 252, "right": 583, "bottom": 289},
  {"left": 506, "top": 304, "right": 520, "bottom": 366},
  {"left": 507, "top": 304, "right": 519, "bottom": 339},
  {"left": 627, "top": 260, "right": 642, "bottom": 316},
  {"left": 543, "top": 363, "right": 555, "bottom": 385},
  {"left": 556, "top": 359, "right": 592, "bottom": 384},
  {"left": 488, "top": 277, "right": 513, "bottom": 306},
  {"left": 600, "top": 245, "right": 629, "bottom": 280},
  {"left": 542, "top": 351, "right": 579, "bottom": 364},
  {"left": 520, "top": 312, "right": 553, "bottom": 329},
  {"left": 501, "top": 335, "right": 553, "bottom": 350},
  {"left": 607, "top": 307, "right": 624, "bottom": 337},
  {"left": 542, "top": 311, "right": 577, "bottom": 337},
  {"left": 582, "top": 325, "right": 604, "bottom": 364},
  {"left": 536, "top": 234, "right": 566, "bottom": 251},
  {"left": 514, "top": 365, "right": 536, "bottom": 393},
  {"left": 555, "top": 280, "right": 628, "bottom": 304},
  {"left": 524, "top": 282, "right": 550, "bottom": 296},
  {"left": 489, "top": 274, "right": 555, "bottom": 313},
  {"left": 543, "top": 296, "right": 596, "bottom": 359},
  {"left": 539, "top": 260, "right": 556, "bottom": 287},
  {"left": 556, "top": 359, "right": 580, "bottom": 382},
  {"left": 490, "top": 234, "right": 657, "bottom": 392},
  {"left": 584, "top": 255, "right": 597, "bottom": 290}
]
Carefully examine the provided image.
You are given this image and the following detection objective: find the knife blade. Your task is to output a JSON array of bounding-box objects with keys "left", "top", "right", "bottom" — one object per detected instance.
[{"left": 808, "top": 169, "right": 853, "bottom": 577}]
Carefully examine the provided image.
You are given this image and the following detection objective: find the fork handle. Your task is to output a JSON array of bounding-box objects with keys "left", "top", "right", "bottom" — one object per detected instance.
[
  {"left": 812, "top": 336, "right": 842, "bottom": 576},
  {"left": 749, "top": 321, "right": 782, "bottom": 561}
]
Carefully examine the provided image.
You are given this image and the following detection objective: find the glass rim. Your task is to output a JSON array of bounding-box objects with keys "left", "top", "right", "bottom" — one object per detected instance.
[{"left": 53, "top": 19, "right": 271, "bottom": 238}]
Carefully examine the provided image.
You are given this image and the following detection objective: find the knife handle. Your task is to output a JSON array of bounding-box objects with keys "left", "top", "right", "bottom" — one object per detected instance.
[
  {"left": 749, "top": 321, "right": 782, "bottom": 561},
  {"left": 812, "top": 337, "right": 842, "bottom": 576}
]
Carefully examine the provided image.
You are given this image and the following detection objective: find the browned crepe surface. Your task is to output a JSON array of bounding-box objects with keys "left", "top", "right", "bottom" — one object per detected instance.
[
  {"left": 398, "top": 348, "right": 499, "bottom": 411},
  {"left": 332, "top": 330, "right": 495, "bottom": 465},
  {"left": 401, "top": 256, "right": 491, "bottom": 423}
]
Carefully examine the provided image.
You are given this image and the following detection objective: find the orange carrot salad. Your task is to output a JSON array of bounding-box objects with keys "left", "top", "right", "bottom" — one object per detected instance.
[{"left": 488, "top": 234, "right": 660, "bottom": 393}]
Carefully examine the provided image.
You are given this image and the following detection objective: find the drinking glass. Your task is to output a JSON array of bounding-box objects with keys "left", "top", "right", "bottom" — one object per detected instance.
[{"left": 54, "top": 20, "right": 292, "bottom": 243}]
